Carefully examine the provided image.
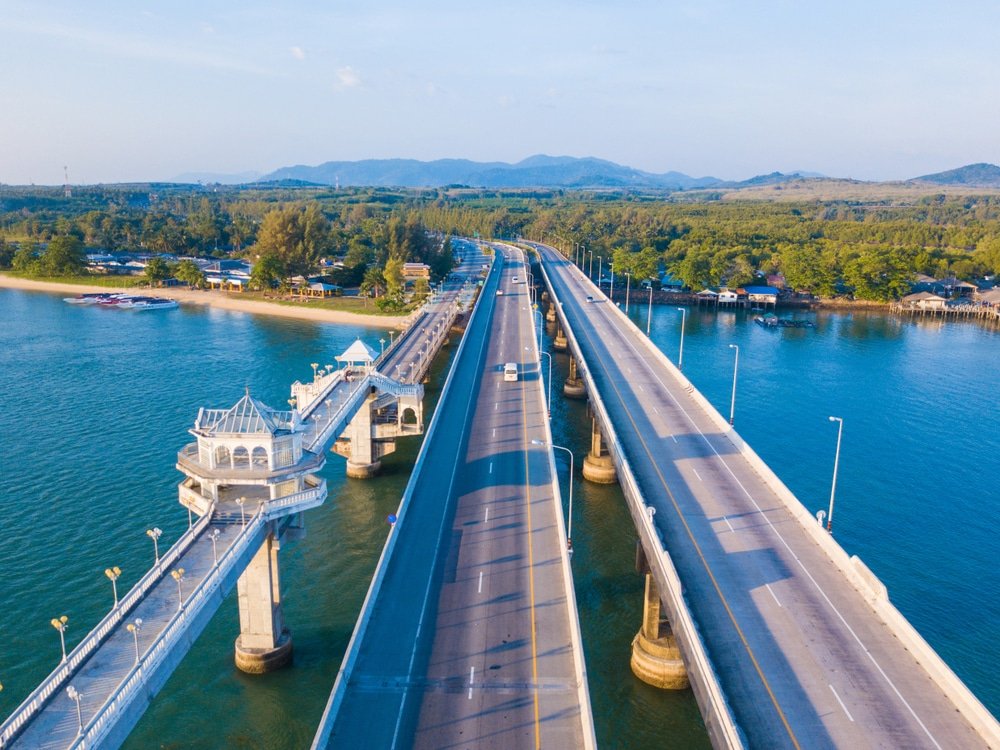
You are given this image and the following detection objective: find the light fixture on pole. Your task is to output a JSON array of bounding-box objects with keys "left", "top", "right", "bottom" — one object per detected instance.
[
  {"left": 826, "top": 417, "right": 844, "bottom": 533},
  {"left": 146, "top": 527, "right": 162, "bottom": 565},
  {"left": 540, "top": 351, "right": 553, "bottom": 417},
  {"left": 171, "top": 568, "right": 186, "bottom": 611},
  {"left": 126, "top": 618, "right": 143, "bottom": 664},
  {"left": 597, "top": 256, "right": 603, "bottom": 287},
  {"left": 51, "top": 615, "right": 69, "bottom": 663},
  {"left": 104, "top": 566, "right": 122, "bottom": 608},
  {"left": 647, "top": 285, "right": 653, "bottom": 335},
  {"left": 728, "top": 344, "right": 739, "bottom": 426},
  {"left": 379, "top": 338, "right": 386, "bottom": 357},
  {"left": 676, "top": 307, "right": 687, "bottom": 370},
  {"left": 310, "top": 362, "right": 319, "bottom": 380},
  {"left": 609, "top": 263, "right": 615, "bottom": 300},
  {"left": 66, "top": 685, "right": 84, "bottom": 734},
  {"left": 210, "top": 528, "right": 221, "bottom": 564},
  {"left": 236, "top": 496, "right": 246, "bottom": 527},
  {"left": 531, "top": 440, "right": 575, "bottom": 553},
  {"left": 625, "top": 272, "right": 631, "bottom": 313}
]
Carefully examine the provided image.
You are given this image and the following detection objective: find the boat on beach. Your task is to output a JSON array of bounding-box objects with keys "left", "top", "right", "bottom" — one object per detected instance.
[
  {"left": 63, "top": 292, "right": 118, "bottom": 304},
  {"left": 754, "top": 313, "right": 815, "bottom": 329},
  {"left": 64, "top": 293, "right": 178, "bottom": 310}
]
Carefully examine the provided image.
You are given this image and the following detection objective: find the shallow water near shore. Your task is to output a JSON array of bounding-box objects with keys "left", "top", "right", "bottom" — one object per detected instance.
[{"left": 0, "top": 289, "right": 996, "bottom": 747}]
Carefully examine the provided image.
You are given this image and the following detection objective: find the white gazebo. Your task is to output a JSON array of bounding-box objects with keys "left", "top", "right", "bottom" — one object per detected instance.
[{"left": 336, "top": 338, "right": 379, "bottom": 371}]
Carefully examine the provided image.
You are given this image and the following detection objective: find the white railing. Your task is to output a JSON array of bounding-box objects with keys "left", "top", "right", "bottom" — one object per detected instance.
[
  {"left": 295, "top": 368, "right": 347, "bottom": 420},
  {"left": 0, "top": 513, "right": 212, "bottom": 747},
  {"left": 537, "top": 249, "right": 746, "bottom": 750},
  {"left": 64, "top": 511, "right": 268, "bottom": 749},
  {"left": 263, "top": 481, "right": 327, "bottom": 520}
]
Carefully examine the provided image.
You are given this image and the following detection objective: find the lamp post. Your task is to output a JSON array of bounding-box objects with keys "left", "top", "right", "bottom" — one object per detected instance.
[
  {"left": 389, "top": 331, "right": 395, "bottom": 345},
  {"left": 171, "top": 568, "right": 185, "bottom": 611},
  {"left": 624, "top": 272, "right": 631, "bottom": 313},
  {"left": 51, "top": 615, "right": 69, "bottom": 662},
  {"left": 66, "top": 686, "right": 84, "bottom": 734},
  {"left": 126, "top": 618, "right": 142, "bottom": 664},
  {"left": 728, "top": 344, "right": 739, "bottom": 426},
  {"left": 531, "top": 440, "right": 574, "bottom": 552},
  {"left": 379, "top": 338, "right": 385, "bottom": 357},
  {"left": 676, "top": 307, "right": 687, "bottom": 370},
  {"left": 588, "top": 250, "right": 594, "bottom": 279},
  {"left": 146, "top": 527, "right": 162, "bottom": 565},
  {"left": 646, "top": 285, "right": 653, "bottom": 335},
  {"left": 609, "top": 264, "right": 615, "bottom": 301},
  {"left": 540, "top": 351, "right": 552, "bottom": 417},
  {"left": 826, "top": 417, "right": 844, "bottom": 533},
  {"left": 210, "top": 528, "right": 221, "bottom": 564},
  {"left": 310, "top": 362, "right": 319, "bottom": 380},
  {"left": 597, "top": 256, "right": 603, "bottom": 287},
  {"left": 105, "top": 566, "right": 122, "bottom": 608},
  {"left": 236, "top": 496, "right": 246, "bottom": 527},
  {"left": 533, "top": 307, "right": 543, "bottom": 352}
]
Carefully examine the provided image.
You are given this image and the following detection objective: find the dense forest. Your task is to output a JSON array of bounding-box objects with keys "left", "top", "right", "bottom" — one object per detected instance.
[{"left": 2, "top": 184, "right": 1000, "bottom": 302}]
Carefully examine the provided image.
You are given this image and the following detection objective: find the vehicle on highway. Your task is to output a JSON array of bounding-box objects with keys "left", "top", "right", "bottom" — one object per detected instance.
[
  {"left": 496, "top": 289, "right": 504, "bottom": 296},
  {"left": 585, "top": 295, "right": 594, "bottom": 303},
  {"left": 503, "top": 362, "right": 518, "bottom": 382}
]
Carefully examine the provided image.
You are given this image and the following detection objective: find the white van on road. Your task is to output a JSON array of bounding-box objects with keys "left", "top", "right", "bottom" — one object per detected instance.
[{"left": 503, "top": 362, "right": 518, "bottom": 382}]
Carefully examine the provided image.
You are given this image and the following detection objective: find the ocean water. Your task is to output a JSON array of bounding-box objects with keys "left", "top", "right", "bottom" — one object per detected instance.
[{"left": 0, "top": 289, "right": 996, "bottom": 748}]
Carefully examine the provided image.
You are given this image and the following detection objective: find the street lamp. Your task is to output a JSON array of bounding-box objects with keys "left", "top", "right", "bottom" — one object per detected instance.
[
  {"left": 66, "top": 685, "right": 84, "bottom": 734},
  {"left": 609, "top": 263, "right": 615, "bottom": 301},
  {"left": 533, "top": 307, "right": 543, "bottom": 351},
  {"left": 728, "top": 344, "right": 739, "bottom": 426},
  {"left": 379, "top": 338, "right": 386, "bottom": 357},
  {"left": 171, "top": 568, "right": 186, "bottom": 611},
  {"left": 646, "top": 285, "right": 653, "bottom": 335},
  {"left": 310, "top": 362, "right": 319, "bottom": 380},
  {"left": 597, "top": 256, "right": 603, "bottom": 287},
  {"left": 826, "top": 417, "right": 844, "bottom": 533},
  {"left": 105, "top": 566, "right": 122, "bottom": 608},
  {"left": 146, "top": 528, "right": 162, "bottom": 565},
  {"left": 587, "top": 249, "right": 594, "bottom": 279},
  {"left": 236, "top": 496, "right": 246, "bottom": 527},
  {"left": 676, "top": 307, "right": 687, "bottom": 371},
  {"left": 210, "top": 528, "right": 221, "bottom": 564},
  {"left": 624, "top": 272, "right": 631, "bottom": 313},
  {"left": 531, "top": 440, "right": 575, "bottom": 553},
  {"left": 540, "top": 351, "right": 553, "bottom": 417},
  {"left": 51, "top": 615, "right": 69, "bottom": 662},
  {"left": 126, "top": 618, "right": 143, "bottom": 664}
]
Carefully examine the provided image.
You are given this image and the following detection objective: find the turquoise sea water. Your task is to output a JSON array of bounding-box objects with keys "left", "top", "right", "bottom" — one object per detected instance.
[{"left": 0, "top": 288, "right": 996, "bottom": 748}]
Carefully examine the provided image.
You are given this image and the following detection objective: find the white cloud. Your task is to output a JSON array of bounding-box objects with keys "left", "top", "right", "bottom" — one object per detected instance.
[
  {"left": 290, "top": 46, "right": 306, "bottom": 60},
  {"left": 335, "top": 66, "right": 362, "bottom": 89}
]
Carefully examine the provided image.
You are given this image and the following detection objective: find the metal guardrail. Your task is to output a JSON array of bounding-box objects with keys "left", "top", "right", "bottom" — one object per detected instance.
[
  {"left": 535, "top": 246, "right": 746, "bottom": 750},
  {"left": 0, "top": 512, "right": 213, "bottom": 747}
]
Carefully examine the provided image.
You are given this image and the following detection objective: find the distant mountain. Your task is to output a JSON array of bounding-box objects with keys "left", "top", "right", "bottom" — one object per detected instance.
[
  {"left": 260, "top": 155, "right": 724, "bottom": 190},
  {"left": 912, "top": 163, "right": 1000, "bottom": 187}
]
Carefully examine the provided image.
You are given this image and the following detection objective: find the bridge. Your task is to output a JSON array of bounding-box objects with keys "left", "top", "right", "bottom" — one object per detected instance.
[
  {"left": 310, "top": 243, "right": 594, "bottom": 748},
  {"left": 0, "top": 246, "right": 485, "bottom": 749},
  {"left": 526, "top": 239, "right": 1000, "bottom": 749}
]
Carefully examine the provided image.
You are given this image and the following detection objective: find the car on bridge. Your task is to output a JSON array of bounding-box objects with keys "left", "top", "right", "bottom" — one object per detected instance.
[{"left": 503, "top": 362, "right": 518, "bottom": 381}]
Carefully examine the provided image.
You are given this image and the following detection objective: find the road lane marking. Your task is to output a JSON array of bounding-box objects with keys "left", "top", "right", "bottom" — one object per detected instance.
[
  {"left": 468, "top": 667, "right": 475, "bottom": 700},
  {"left": 653, "top": 406, "right": 658, "bottom": 414},
  {"left": 692, "top": 468, "right": 702, "bottom": 481},
  {"left": 492, "top": 428, "right": 496, "bottom": 437},
  {"left": 485, "top": 507, "right": 489, "bottom": 523},
  {"left": 671, "top": 435, "right": 678, "bottom": 443},
  {"left": 766, "top": 584, "right": 783, "bottom": 608},
  {"left": 638, "top": 384, "right": 644, "bottom": 392},
  {"left": 478, "top": 571, "right": 484, "bottom": 593},
  {"left": 495, "top": 402, "right": 498, "bottom": 410},
  {"left": 724, "top": 516, "right": 736, "bottom": 533},
  {"left": 829, "top": 684, "right": 854, "bottom": 722}
]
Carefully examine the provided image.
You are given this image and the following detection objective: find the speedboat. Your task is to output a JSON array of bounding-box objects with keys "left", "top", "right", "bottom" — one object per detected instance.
[
  {"left": 128, "top": 298, "right": 179, "bottom": 310},
  {"left": 64, "top": 293, "right": 116, "bottom": 304}
]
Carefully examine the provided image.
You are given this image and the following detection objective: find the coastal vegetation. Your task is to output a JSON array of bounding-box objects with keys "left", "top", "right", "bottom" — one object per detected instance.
[{"left": 2, "top": 184, "right": 1000, "bottom": 303}]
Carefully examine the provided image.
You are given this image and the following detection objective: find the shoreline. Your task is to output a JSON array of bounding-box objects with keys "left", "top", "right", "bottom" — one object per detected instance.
[{"left": 0, "top": 274, "right": 406, "bottom": 329}]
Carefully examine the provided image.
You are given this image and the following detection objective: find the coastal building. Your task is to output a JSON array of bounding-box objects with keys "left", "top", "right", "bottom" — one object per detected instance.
[
  {"left": 901, "top": 291, "right": 948, "bottom": 311},
  {"left": 401, "top": 262, "right": 431, "bottom": 281},
  {"left": 744, "top": 285, "right": 780, "bottom": 307}
]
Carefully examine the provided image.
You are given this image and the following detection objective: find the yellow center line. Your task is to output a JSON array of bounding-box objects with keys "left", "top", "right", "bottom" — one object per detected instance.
[{"left": 559, "top": 265, "right": 802, "bottom": 750}]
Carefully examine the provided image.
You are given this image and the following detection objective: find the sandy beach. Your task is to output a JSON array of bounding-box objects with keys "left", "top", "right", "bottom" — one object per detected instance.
[{"left": 0, "top": 274, "right": 407, "bottom": 329}]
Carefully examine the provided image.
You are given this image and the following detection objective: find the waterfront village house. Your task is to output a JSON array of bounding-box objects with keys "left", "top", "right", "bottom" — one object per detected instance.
[
  {"left": 696, "top": 289, "right": 719, "bottom": 302},
  {"left": 901, "top": 291, "right": 948, "bottom": 311},
  {"left": 975, "top": 288, "right": 1000, "bottom": 307},
  {"left": 401, "top": 262, "right": 431, "bottom": 281},
  {"left": 717, "top": 289, "right": 741, "bottom": 305},
  {"left": 744, "top": 285, "right": 780, "bottom": 306}
]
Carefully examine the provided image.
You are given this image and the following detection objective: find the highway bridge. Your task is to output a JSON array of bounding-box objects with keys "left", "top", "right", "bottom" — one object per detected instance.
[
  {"left": 528, "top": 239, "right": 1000, "bottom": 749},
  {"left": 311, "top": 244, "right": 594, "bottom": 748}
]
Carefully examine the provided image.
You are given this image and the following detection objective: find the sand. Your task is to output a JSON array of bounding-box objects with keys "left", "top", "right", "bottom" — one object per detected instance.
[{"left": 0, "top": 274, "right": 407, "bottom": 329}]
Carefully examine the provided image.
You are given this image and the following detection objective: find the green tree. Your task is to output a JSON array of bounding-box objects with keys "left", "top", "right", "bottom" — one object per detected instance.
[
  {"left": 249, "top": 251, "right": 286, "bottom": 291},
  {"left": 12, "top": 241, "right": 39, "bottom": 274},
  {"left": 0, "top": 237, "right": 13, "bottom": 269},
  {"left": 173, "top": 259, "right": 206, "bottom": 289},
  {"left": 144, "top": 256, "right": 171, "bottom": 286},
  {"left": 41, "top": 236, "right": 86, "bottom": 276}
]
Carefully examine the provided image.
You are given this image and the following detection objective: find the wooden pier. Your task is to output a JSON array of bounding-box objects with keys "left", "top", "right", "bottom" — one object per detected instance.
[{"left": 891, "top": 302, "right": 1000, "bottom": 326}]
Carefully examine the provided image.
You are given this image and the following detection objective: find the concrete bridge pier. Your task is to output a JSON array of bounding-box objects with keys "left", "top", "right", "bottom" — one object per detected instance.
[
  {"left": 340, "top": 392, "right": 383, "bottom": 478},
  {"left": 553, "top": 323, "right": 568, "bottom": 352},
  {"left": 631, "top": 557, "right": 689, "bottom": 690},
  {"left": 235, "top": 528, "right": 293, "bottom": 673},
  {"left": 563, "top": 355, "right": 586, "bottom": 399},
  {"left": 582, "top": 413, "right": 617, "bottom": 483},
  {"left": 546, "top": 304, "right": 557, "bottom": 323}
]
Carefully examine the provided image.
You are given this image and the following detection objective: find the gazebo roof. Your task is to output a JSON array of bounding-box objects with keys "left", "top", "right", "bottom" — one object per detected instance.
[
  {"left": 336, "top": 338, "right": 378, "bottom": 364},
  {"left": 194, "top": 390, "right": 296, "bottom": 436}
]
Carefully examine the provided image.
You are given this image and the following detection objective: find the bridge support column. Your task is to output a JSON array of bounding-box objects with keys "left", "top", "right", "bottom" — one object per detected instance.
[
  {"left": 631, "top": 572, "right": 689, "bottom": 689},
  {"left": 582, "top": 414, "right": 617, "bottom": 483},
  {"left": 235, "top": 531, "right": 293, "bottom": 674},
  {"left": 344, "top": 393, "right": 381, "bottom": 479},
  {"left": 563, "top": 355, "right": 586, "bottom": 399},
  {"left": 546, "top": 304, "right": 557, "bottom": 323},
  {"left": 553, "top": 323, "right": 568, "bottom": 352}
]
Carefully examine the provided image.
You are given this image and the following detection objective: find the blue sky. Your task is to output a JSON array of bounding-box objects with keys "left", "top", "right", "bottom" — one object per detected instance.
[{"left": 2, "top": 0, "right": 999, "bottom": 184}]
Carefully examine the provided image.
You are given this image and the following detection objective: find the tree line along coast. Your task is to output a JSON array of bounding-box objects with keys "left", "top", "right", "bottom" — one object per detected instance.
[{"left": 2, "top": 184, "right": 1000, "bottom": 306}]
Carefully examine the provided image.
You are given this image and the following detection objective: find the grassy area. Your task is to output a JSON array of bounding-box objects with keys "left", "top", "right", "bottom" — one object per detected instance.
[
  {"left": 1, "top": 272, "right": 148, "bottom": 288},
  {"left": 236, "top": 290, "right": 414, "bottom": 316}
]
